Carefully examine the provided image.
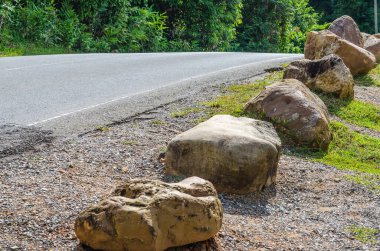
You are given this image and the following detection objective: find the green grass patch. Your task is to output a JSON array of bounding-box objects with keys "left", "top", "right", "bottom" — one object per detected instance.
[
  {"left": 122, "top": 140, "right": 137, "bottom": 146},
  {"left": 150, "top": 119, "right": 167, "bottom": 126},
  {"left": 293, "top": 121, "right": 380, "bottom": 175},
  {"left": 320, "top": 94, "right": 380, "bottom": 132},
  {"left": 348, "top": 225, "right": 379, "bottom": 244},
  {"left": 170, "top": 108, "right": 201, "bottom": 118},
  {"left": 95, "top": 125, "right": 110, "bottom": 132},
  {"left": 355, "top": 64, "right": 380, "bottom": 87},
  {"left": 346, "top": 174, "right": 380, "bottom": 192},
  {"left": 200, "top": 71, "right": 283, "bottom": 119},
  {"left": 0, "top": 44, "right": 72, "bottom": 57}
]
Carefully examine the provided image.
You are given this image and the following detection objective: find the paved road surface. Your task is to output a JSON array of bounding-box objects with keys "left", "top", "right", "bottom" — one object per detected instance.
[{"left": 0, "top": 52, "right": 302, "bottom": 134}]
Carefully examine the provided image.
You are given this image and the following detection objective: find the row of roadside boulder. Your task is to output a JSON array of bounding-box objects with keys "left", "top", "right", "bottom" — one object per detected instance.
[{"left": 74, "top": 15, "right": 376, "bottom": 251}]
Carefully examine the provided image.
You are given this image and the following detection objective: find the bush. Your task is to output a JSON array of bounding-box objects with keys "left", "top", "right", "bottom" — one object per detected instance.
[
  {"left": 236, "top": 0, "right": 320, "bottom": 53},
  {"left": 136, "top": 0, "right": 243, "bottom": 51},
  {"left": 0, "top": 0, "right": 321, "bottom": 54}
]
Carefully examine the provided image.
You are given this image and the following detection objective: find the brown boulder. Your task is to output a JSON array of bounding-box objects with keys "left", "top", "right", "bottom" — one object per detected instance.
[
  {"left": 283, "top": 54, "right": 354, "bottom": 98},
  {"left": 305, "top": 30, "right": 376, "bottom": 76},
  {"left": 328, "top": 15, "right": 364, "bottom": 47},
  {"left": 244, "top": 79, "right": 331, "bottom": 150},
  {"left": 165, "top": 115, "right": 281, "bottom": 194},
  {"left": 75, "top": 177, "right": 223, "bottom": 251},
  {"left": 364, "top": 36, "right": 380, "bottom": 61}
]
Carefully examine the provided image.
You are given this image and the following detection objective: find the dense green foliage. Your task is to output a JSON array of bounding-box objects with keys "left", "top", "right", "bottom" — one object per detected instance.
[
  {"left": 310, "top": 0, "right": 376, "bottom": 34},
  {"left": 0, "top": 0, "right": 377, "bottom": 54},
  {"left": 236, "top": 0, "right": 321, "bottom": 53}
]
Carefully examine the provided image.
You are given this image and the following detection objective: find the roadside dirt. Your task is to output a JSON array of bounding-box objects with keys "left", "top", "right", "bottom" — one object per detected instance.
[{"left": 1, "top": 77, "right": 379, "bottom": 251}]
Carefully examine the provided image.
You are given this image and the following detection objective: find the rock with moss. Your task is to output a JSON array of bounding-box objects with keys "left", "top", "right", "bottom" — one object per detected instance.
[
  {"left": 74, "top": 177, "right": 222, "bottom": 251},
  {"left": 304, "top": 30, "right": 376, "bottom": 76},
  {"left": 165, "top": 115, "right": 281, "bottom": 194},
  {"left": 283, "top": 54, "right": 354, "bottom": 98},
  {"left": 244, "top": 79, "right": 331, "bottom": 150}
]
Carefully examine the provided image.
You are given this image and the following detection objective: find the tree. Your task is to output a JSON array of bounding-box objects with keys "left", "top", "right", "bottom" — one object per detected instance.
[
  {"left": 236, "top": 0, "right": 319, "bottom": 53},
  {"left": 140, "top": 0, "right": 243, "bottom": 51},
  {"left": 310, "top": 0, "right": 375, "bottom": 33}
]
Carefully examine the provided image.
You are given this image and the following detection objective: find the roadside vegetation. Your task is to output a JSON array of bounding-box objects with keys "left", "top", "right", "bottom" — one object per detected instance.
[
  {"left": 174, "top": 68, "right": 380, "bottom": 192},
  {"left": 348, "top": 225, "right": 379, "bottom": 245},
  {"left": 0, "top": 0, "right": 374, "bottom": 56},
  {"left": 355, "top": 67, "right": 380, "bottom": 87}
]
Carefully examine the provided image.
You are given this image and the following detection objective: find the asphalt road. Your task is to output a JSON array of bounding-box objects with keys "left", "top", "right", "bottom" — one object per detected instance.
[{"left": 0, "top": 52, "right": 302, "bottom": 135}]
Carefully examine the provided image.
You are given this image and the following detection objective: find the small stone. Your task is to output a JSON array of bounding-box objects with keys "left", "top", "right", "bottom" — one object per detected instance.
[
  {"left": 334, "top": 178, "right": 341, "bottom": 183},
  {"left": 121, "top": 166, "right": 129, "bottom": 173}
]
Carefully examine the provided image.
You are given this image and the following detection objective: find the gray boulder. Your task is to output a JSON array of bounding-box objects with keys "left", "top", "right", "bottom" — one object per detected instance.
[{"left": 165, "top": 115, "right": 281, "bottom": 194}]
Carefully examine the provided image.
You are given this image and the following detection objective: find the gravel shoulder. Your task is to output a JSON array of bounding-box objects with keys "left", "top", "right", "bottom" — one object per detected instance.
[
  {"left": 355, "top": 85, "right": 380, "bottom": 105},
  {"left": 1, "top": 76, "right": 379, "bottom": 250}
]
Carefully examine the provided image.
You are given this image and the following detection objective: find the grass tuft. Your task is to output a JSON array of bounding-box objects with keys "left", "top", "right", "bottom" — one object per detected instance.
[
  {"left": 122, "top": 140, "right": 137, "bottom": 146},
  {"left": 151, "top": 119, "right": 167, "bottom": 126},
  {"left": 292, "top": 121, "right": 380, "bottom": 176},
  {"left": 355, "top": 64, "right": 380, "bottom": 87},
  {"left": 170, "top": 108, "right": 201, "bottom": 118},
  {"left": 319, "top": 94, "right": 380, "bottom": 132},
  {"left": 200, "top": 71, "right": 283, "bottom": 120},
  {"left": 0, "top": 44, "right": 72, "bottom": 57},
  {"left": 95, "top": 125, "right": 110, "bottom": 132},
  {"left": 348, "top": 226, "right": 379, "bottom": 244}
]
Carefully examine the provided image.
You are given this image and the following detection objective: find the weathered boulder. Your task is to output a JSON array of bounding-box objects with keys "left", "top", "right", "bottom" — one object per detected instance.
[
  {"left": 361, "top": 32, "right": 371, "bottom": 43},
  {"left": 328, "top": 15, "right": 364, "bottom": 47},
  {"left": 165, "top": 115, "right": 281, "bottom": 194},
  {"left": 75, "top": 177, "right": 223, "bottom": 251},
  {"left": 305, "top": 30, "right": 376, "bottom": 76},
  {"left": 244, "top": 79, "right": 331, "bottom": 150},
  {"left": 364, "top": 36, "right": 380, "bottom": 61},
  {"left": 283, "top": 54, "right": 354, "bottom": 98}
]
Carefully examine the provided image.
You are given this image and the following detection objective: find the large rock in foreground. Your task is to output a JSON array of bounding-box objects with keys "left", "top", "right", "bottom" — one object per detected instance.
[
  {"left": 165, "top": 115, "right": 281, "bottom": 194},
  {"left": 304, "top": 30, "right": 376, "bottom": 76},
  {"left": 244, "top": 79, "right": 331, "bottom": 150},
  {"left": 283, "top": 54, "right": 354, "bottom": 98},
  {"left": 75, "top": 177, "right": 223, "bottom": 251},
  {"left": 328, "top": 15, "right": 364, "bottom": 47},
  {"left": 364, "top": 36, "right": 380, "bottom": 61}
]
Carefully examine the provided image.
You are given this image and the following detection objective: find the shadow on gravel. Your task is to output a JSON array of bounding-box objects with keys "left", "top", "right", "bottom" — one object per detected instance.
[
  {"left": 75, "top": 237, "right": 221, "bottom": 251},
  {"left": 0, "top": 124, "right": 54, "bottom": 159},
  {"left": 220, "top": 186, "right": 277, "bottom": 217}
]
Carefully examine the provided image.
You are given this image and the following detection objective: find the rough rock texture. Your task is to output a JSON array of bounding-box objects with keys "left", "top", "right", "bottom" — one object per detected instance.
[
  {"left": 373, "top": 33, "right": 380, "bottom": 39},
  {"left": 165, "top": 115, "right": 281, "bottom": 194},
  {"left": 328, "top": 15, "right": 364, "bottom": 47},
  {"left": 75, "top": 177, "right": 223, "bottom": 251},
  {"left": 364, "top": 36, "right": 380, "bottom": 61},
  {"left": 361, "top": 32, "right": 371, "bottom": 43},
  {"left": 283, "top": 54, "right": 354, "bottom": 98},
  {"left": 244, "top": 79, "right": 331, "bottom": 150},
  {"left": 304, "top": 30, "right": 376, "bottom": 76}
]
